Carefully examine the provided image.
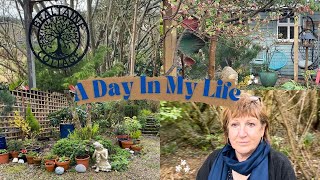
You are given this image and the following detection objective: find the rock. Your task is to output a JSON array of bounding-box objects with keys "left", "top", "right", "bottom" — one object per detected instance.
[
  {"left": 18, "top": 159, "right": 24, "bottom": 163},
  {"left": 12, "top": 158, "right": 18, "bottom": 163},
  {"left": 220, "top": 66, "right": 238, "bottom": 85},
  {"left": 55, "top": 167, "right": 64, "bottom": 175},
  {"left": 75, "top": 164, "right": 86, "bottom": 173},
  {"left": 129, "top": 150, "right": 134, "bottom": 154}
]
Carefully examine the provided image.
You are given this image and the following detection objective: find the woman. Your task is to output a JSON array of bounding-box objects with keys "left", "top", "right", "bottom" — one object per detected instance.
[{"left": 197, "top": 93, "right": 296, "bottom": 180}]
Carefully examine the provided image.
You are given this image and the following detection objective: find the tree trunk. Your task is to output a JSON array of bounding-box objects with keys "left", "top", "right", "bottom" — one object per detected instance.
[
  {"left": 23, "top": 0, "right": 36, "bottom": 88},
  {"left": 87, "top": 0, "right": 96, "bottom": 55},
  {"left": 208, "top": 36, "right": 217, "bottom": 80},
  {"left": 129, "top": 0, "right": 139, "bottom": 76}
]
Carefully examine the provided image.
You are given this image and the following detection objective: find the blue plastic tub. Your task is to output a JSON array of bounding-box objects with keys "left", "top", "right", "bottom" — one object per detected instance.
[
  {"left": 60, "top": 124, "right": 75, "bottom": 138},
  {"left": 0, "top": 136, "right": 7, "bottom": 149}
]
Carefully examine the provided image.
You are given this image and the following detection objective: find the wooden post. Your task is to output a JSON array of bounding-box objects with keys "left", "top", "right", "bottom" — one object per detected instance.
[
  {"left": 305, "top": 47, "right": 309, "bottom": 72},
  {"left": 293, "top": 15, "right": 299, "bottom": 82},
  {"left": 163, "top": 0, "right": 177, "bottom": 76},
  {"left": 208, "top": 36, "right": 217, "bottom": 80}
]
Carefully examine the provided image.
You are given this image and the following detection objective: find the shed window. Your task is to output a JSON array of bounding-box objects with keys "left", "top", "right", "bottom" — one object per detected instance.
[{"left": 277, "top": 12, "right": 300, "bottom": 41}]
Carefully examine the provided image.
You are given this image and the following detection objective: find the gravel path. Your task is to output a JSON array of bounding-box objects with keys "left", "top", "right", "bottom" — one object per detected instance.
[{"left": 0, "top": 136, "right": 160, "bottom": 180}]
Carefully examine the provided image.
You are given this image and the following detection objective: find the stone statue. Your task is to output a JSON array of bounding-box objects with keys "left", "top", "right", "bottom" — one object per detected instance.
[
  {"left": 92, "top": 141, "right": 112, "bottom": 172},
  {"left": 220, "top": 66, "right": 238, "bottom": 85}
]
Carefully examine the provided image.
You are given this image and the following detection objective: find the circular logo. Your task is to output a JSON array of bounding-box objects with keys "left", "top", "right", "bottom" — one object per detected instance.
[{"left": 29, "top": 5, "right": 89, "bottom": 68}]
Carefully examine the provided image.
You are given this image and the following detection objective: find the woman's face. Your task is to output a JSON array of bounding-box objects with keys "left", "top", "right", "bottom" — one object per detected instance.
[{"left": 228, "top": 116, "right": 265, "bottom": 161}]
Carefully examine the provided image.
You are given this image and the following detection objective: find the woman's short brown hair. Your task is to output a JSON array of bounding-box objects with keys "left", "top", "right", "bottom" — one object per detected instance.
[{"left": 221, "top": 93, "right": 270, "bottom": 144}]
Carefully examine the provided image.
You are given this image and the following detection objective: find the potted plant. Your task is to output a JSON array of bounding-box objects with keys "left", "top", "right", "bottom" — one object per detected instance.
[
  {"left": 55, "top": 156, "right": 70, "bottom": 170},
  {"left": 7, "top": 139, "right": 23, "bottom": 158},
  {"left": 258, "top": 48, "right": 279, "bottom": 87},
  {"left": 0, "top": 149, "right": 9, "bottom": 164},
  {"left": 130, "top": 145, "right": 143, "bottom": 152},
  {"left": 131, "top": 130, "right": 142, "bottom": 144},
  {"left": 33, "top": 153, "right": 42, "bottom": 166},
  {"left": 45, "top": 161, "right": 55, "bottom": 172},
  {"left": 18, "top": 149, "right": 27, "bottom": 162},
  {"left": 26, "top": 151, "right": 38, "bottom": 164},
  {"left": 74, "top": 144, "right": 90, "bottom": 169},
  {"left": 43, "top": 152, "right": 57, "bottom": 164},
  {"left": 121, "top": 140, "right": 134, "bottom": 149},
  {"left": 48, "top": 107, "right": 86, "bottom": 138}
]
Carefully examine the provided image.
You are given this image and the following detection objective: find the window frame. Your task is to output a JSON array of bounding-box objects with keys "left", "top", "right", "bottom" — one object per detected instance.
[{"left": 277, "top": 12, "right": 301, "bottom": 42}]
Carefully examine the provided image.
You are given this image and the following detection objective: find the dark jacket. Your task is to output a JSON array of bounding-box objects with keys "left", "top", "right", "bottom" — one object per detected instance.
[{"left": 196, "top": 148, "right": 296, "bottom": 180}]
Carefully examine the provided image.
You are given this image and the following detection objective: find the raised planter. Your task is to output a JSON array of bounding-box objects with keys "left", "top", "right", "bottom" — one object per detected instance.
[
  {"left": 259, "top": 71, "right": 278, "bottom": 87},
  {"left": 0, "top": 152, "right": 9, "bottom": 164},
  {"left": 75, "top": 155, "right": 90, "bottom": 169},
  {"left": 60, "top": 123, "right": 75, "bottom": 138}
]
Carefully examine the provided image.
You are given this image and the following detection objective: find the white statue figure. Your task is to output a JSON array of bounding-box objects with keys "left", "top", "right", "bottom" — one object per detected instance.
[{"left": 92, "top": 141, "right": 112, "bottom": 172}]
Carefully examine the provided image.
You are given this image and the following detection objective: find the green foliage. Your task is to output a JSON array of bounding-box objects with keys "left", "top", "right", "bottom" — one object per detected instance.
[
  {"left": 137, "top": 109, "right": 152, "bottom": 128},
  {"left": 26, "top": 105, "right": 40, "bottom": 133},
  {"left": 68, "top": 124, "right": 100, "bottom": 140},
  {"left": 48, "top": 106, "right": 87, "bottom": 127},
  {"left": 130, "top": 130, "right": 142, "bottom": 139},
  {"left": 159, "top": 101, "right": 183, "bottom": 122},
  {"left": 161, "top": 141, "right": 177, "bottom": 155},
  {"left": 123, "top": 116, "right": 142, "bottom": 136},
  {"left": 114, "top": 124, "right": 127, "bottom": 135},
  {"left": 52, "top": 138, "right": 85, "bottom": 164},
  {"left": 280, "top": 80, "right": 306, "bottom": 90},
  {"left": 216, "top": 37, "right": 261, "bottom": 72},
  {"left": 0, "top": 149, "right": 8, "bottom": 154},
  {"left": 101, "top": 62, "right": 125, "bottom": 77},
  {"left": 58, "top": 156, "right": 69, "bottom": 162},
  {"left": 6, "top": 140, "right": 23, "bottom": 152},
  {"left": 110, "top": 147, "right": 131, "bottom": 171},
  {"left": 303, "top": 133, "right": 315, "bottom": 149},
  {"left": 27, "top": 151, "right": 38, "bottom": 156},
  {"left": 0, "top": 90, "right": 15, "bottom": 115},
  {"left": 123, "top": 104, "right": 139, "bottom": 117},
  {"left": 271, "top": 136, "right": 290, "bottom": 156}
]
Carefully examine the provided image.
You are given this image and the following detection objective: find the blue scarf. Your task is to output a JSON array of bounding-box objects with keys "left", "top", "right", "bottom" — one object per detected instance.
[{"left": 208, "top": 141, "right": 270, "bottom": 180}]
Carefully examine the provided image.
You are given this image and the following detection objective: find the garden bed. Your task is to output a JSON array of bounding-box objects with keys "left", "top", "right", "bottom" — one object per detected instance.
[{"left": 0, "top": 136, "right": 160, "bottom": 180}]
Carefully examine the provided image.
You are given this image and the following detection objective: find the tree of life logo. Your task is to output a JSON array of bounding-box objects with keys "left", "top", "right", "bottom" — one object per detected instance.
[{"left": 29, "top": 5, "right": 89, "bottom": 68}]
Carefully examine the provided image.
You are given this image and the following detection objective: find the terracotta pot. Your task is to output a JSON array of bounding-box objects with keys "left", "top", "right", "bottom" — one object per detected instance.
[
  {"left": 116, "top": 135, "right": 129, "bottom": 140},
  {"left": 121, "top": 140, "right": 134, "bottom": 149},
  {"left": 10, "top": 151, "right": 19, "bottom": 158},
  {"left": 0, "top": 153, "right": 9, "bottom": 164},
  {"left": 130, "top": 145, "right": 143, "bottom": 152},
  {"left": 45, "top": 161, "right": 55, "bottom": 172},
  {"left": 33, "top": 157, "right": 42, "bottom": 166},
  {"left": 75, "top": 155, "right": 90, "bottom": 169},
  {"left": 26, "top": 155, "right": 34, "bottom": 164},
  {"left": 44, "top": 159, "right": 56, "bottom": 164},
  {"left": 55, "top": 158, "right": 70, "bottom": 170},
  {"left": 133, "top": 139, "right": 141, "bottom": 144}
]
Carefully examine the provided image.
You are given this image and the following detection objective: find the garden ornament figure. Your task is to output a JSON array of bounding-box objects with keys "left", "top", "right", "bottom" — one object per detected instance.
[{"left": 92, "top": 141, "right": 111, "bottom": 172}]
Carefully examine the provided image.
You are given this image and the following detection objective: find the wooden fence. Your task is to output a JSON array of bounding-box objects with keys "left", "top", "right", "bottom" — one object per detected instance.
[{"left": 0, "top": 90, "right": 68, "bottom": 139}]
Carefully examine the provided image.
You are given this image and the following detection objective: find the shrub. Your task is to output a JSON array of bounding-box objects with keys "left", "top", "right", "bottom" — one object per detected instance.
[
  {"left": 6, "top": 140, "right": 23, "bottom": 152},
  {"left": 68, "top": 124, "right": 100, "bottom": 140},
  {"left": 26, "top": 104, "right": 40, "bottom": 133},
  {"left": 52, "top": 138, "right": 87, "bottom": 164},
  {"left": 123, "top": 116, "right": 142, "bottom": 136}
]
